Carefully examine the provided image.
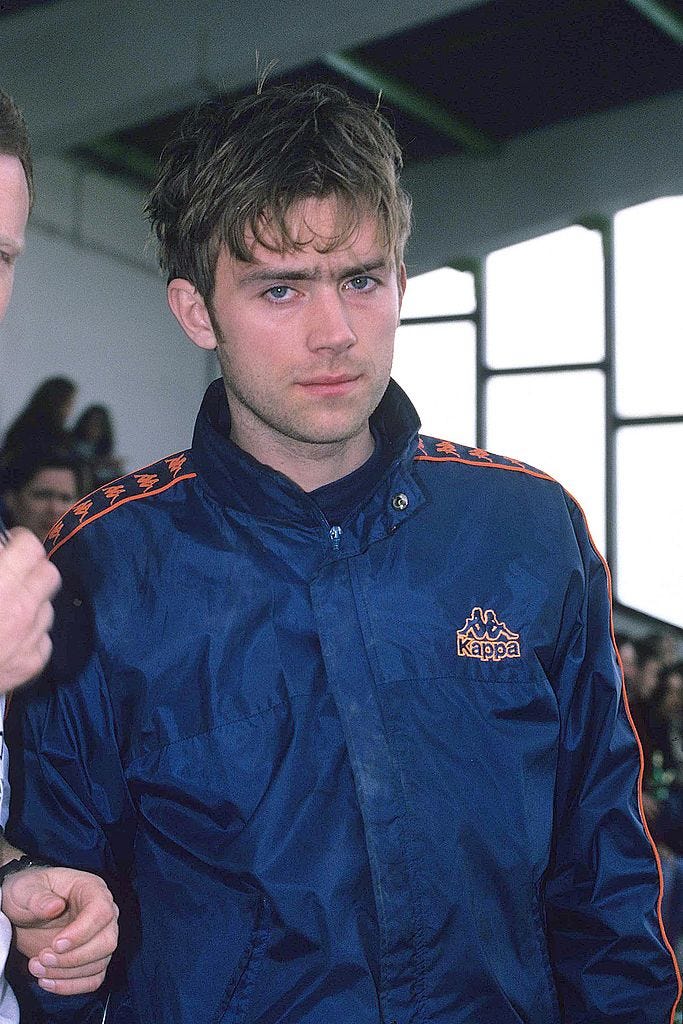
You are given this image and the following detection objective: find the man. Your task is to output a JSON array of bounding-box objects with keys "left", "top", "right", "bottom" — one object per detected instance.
[
  {"left": 2, "top": 448, "right": 80, "bottom": 540},
  {"left": 5, "top": 84, "right": 679, "bottom": 1022},
  {"left": 0, "top": 89, "right": 117, "bottom": 1012}
]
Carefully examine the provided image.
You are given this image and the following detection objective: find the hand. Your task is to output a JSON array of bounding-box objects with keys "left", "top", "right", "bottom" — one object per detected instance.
[
  {"left": 0, "top": 527, "right": 61, "bottom": 692},
  {"left": 2, "top": 866, "right": 118, "bottom": 995}
]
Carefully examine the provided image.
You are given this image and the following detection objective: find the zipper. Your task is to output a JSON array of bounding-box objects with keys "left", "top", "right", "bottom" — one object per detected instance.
[{"left": 329, "top": 524, "right": 342, "bottom": 551}]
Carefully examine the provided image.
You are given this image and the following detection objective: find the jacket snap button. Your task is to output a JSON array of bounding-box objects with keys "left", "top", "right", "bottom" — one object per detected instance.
[{"left": 391, "top": 493, "right": 409, "bottom": 511}]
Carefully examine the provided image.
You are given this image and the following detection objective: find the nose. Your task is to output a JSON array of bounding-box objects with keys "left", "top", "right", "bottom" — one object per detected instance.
[
  {"left": 306, "top": 288, "right": 357, "bottom": 352},
  {"left": 46, "top": 498, "right": 67, "bottom": 521}
]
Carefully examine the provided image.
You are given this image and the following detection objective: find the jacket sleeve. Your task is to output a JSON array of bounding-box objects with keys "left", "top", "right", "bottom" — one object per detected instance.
[
  {"left": 544, "top": 492, "right": 680, "bottom": 1023},
  {"left": 4, "top": 554, "right": 136, "bottom": 1022}
]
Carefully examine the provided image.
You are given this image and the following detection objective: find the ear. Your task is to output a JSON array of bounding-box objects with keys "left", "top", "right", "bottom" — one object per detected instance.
[
  {"left": 167, "top": 279, "right": 217, "bottom": 351},
  {"left": 397, "top": 262, "right": 407, "bottom": 321}
]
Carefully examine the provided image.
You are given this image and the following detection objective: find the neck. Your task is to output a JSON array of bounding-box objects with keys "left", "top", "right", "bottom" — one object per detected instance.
[{"left": 231, "top": 422, "right": 375, "bottom": 492}]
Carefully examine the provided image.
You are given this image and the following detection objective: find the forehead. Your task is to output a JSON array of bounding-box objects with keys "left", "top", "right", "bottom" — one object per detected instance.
[
  {"left": 27, "top": 466, "right": 77, "bottom": 491},
  {"left": 244, "top": 195, "right": 387, "bottom": 265},
  {"left": 0, "top": 154, "right": 29, "bottom": 246}
]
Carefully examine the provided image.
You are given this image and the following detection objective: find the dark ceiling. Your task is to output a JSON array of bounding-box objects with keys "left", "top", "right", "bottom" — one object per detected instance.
[{"left": 39, "top": 0, "right": 682, "bottom": 186}]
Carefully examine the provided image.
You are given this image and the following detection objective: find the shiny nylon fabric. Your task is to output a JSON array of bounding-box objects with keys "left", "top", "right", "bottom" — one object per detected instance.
[{"left": 6, "top": 379, "right": 678, "bottom": 1023}]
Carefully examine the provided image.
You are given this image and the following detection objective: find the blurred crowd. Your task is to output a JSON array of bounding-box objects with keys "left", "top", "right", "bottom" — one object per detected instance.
[
  {"left": 617, "top": 631, "right": 683, "bottom": 955},
  {"left": 0, "top": 375, "right": 122, "bottom": 540}
]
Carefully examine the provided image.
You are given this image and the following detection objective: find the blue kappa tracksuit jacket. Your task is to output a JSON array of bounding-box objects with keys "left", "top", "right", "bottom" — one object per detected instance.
[{"left": 5, "top": 378, "right": 679, "bottom": 1023}]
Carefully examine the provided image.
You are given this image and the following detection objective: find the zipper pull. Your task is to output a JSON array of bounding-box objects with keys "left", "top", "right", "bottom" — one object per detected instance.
[{"left": 329, "top": 525, "right": 342, "bottom": 551}]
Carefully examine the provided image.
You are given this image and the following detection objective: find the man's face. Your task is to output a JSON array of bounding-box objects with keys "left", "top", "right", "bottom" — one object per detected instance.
[
  {"left": 0, "top": 154, "right": 29, "bottom": 322},
  {"left": 5, "top": 467, "right": 78, "bottom": 540},
  {"left": 173, "top": 196, "right": 405, "bottom": 477}
]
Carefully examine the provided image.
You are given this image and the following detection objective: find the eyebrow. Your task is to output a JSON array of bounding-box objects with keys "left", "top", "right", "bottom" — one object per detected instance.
[{"left": 238, "top": 258, "right": 391, "bottom": 286}]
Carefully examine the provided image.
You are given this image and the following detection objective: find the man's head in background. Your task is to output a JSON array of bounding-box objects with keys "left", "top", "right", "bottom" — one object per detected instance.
[
  {"left": 0, "top": 90, "right": 32, "bottom": 321},
  {"left": 2, "top": 447, "right": 81, "bottom": 540}
]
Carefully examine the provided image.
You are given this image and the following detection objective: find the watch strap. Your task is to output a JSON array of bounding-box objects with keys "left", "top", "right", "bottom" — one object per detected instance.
[{"left": 0, "top": 855, "right": 52, "bottom": 884}]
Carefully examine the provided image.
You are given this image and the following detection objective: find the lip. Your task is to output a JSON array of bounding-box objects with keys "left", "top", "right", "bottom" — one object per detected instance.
[{"left": 297, "top": 374, "right": 361, "bottom": 396}]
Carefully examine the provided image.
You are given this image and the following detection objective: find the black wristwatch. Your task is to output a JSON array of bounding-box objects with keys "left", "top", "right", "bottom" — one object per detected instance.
[{"left": 0, "top": 855, "right": 52, "bottom": 884}]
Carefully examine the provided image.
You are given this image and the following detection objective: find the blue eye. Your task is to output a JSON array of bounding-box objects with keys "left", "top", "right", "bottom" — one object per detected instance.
[
  {"left": 266, "top": 285, "right": 293, "bottom": 301},
  {"left": 348, "top": 276, "right": 375, "bottom": 291}
]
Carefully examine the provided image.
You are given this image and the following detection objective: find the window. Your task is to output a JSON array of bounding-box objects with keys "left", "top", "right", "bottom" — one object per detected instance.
[
  {"left": 617, "top": 425, "right": 683, "bottom": 628},
  {"left": 486, "top": 370, "right": 605, "bottom": 551},
  {"left": 615, "top": 198, "right": 683, "bottom": 418},
  {"left": 396, "top": 197, "right": 683, "bottom": 629},
  {"left": 394, "top": 266, "right": 477, "bottom": 444},
  {"left": 486, "top": 226, "right": 604, "bottom": 369}
]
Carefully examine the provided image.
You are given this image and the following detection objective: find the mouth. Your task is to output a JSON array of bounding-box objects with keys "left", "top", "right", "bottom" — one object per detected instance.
[{"left": 296, "top": 374, "right": 362, "bottom": 396}]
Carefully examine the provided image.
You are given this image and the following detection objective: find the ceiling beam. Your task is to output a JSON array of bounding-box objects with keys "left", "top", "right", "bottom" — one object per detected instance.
[
  {"left": 76, "top": 137, "right": 160, "bottom": 185},
  {"left": 623, "top": 0, "right": 683, "bottom": 44},
  {"left": 321, "top": 51, "right": 499, "bottom": 157}
]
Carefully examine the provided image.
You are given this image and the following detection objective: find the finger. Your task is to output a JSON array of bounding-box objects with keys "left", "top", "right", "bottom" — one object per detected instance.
[
  {"left": 38, "top": 921, "right": 117, "bottom": 969},
  {"left": 0, "top": 870, "right": 67, "bottom": 926},
  {"left": 2, "top": 630, "right": 53, "bottom": 689},
  {"left": 24, "top": 890, "right": 66, "bottom": 923},
  {"left": 31, "top": 593, "right": 55, "bottom": 636},
  {"left": 24, "top": 556, "right": 61, "bottom": 604},
  {"left": 0, "top": 528, "right": 47, "bottom": 573},
  {"left": 0, "top": 533, "right": 60, "bottom": 601},
  {"left": 36, "top": 969, "right": 109, "bottom": 996},
  {"left": 51, "top": 886, "right": 118, "bottom": 954},
  {"left": 30, "top": 953, "right": 111, "bottom": 980}
]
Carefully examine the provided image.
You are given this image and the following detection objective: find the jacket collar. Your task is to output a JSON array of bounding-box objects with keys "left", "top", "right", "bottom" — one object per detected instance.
[{"left": 191, "top": 377, "right": 422, "bottom": 530}]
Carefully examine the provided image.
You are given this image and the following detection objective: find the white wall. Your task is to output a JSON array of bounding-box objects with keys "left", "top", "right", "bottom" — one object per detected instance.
[{"left": 0, "top": 156, "right": 215, "bottom": 476}]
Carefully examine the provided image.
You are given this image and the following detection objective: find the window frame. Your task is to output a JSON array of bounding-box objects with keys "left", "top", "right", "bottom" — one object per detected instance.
[{"left": 400, "top": 210, "right": 683, "bottom": 634}]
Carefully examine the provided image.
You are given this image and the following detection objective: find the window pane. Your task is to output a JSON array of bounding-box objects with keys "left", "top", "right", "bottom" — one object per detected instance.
[
  {"left": 615, "top": 197, "right": 683, "bottom": 418},
  {"left": 616, "top": 425, "right": 683, "bottom": 628},
  {"left": 486, "top": 226, "right": 604, "bottom": 368},
  {"left": 485, "top": 370, "right": 605, "bottom": 553},
  {"left": 401, "top": 267, "right": 476, "bottom": 319},
  {"left": 392, "top": 322, "right": 476, "bottom": 444}
]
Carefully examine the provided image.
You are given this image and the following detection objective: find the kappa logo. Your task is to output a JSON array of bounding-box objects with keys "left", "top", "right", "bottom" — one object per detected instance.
[{"left": 456, "top": 607, "right": 521, "bottom": 663}]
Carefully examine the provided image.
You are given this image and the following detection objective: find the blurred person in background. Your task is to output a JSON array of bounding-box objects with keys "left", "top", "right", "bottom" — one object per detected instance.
[
  {"left": 649, "top": 662, "right": 683, "bottom": 796},
  {"left": 636, "top": 636, "right": 663, "bottom": 705},
  {"left": 647, "top": 661, "right": 683, "bottom": 957},
  {"left": 1, "top": 448, "right": 80, "bottom": 541},
  {"left": 72, "top": 404, "right": 122, "bottom": 490},
  {"left": 0, "top": 88, "right": 117, "bottom": 1016},
  {"left": 617, "top": 633, "right": 661, "bottom": 794},
  {"left": 0, "top": 377, "right": 77, "bottom": 471},
  {"left": 651, "top": 631, "right": 683, "bottom": 669}
]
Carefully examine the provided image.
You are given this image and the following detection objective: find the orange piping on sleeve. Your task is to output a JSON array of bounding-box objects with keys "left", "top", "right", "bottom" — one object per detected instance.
[
  {"left": 47, "top": 473, "right": 196, "bottom": 559},
  {"left": 567, "top": 487, "right": 682, "bottom": 1022},
  {"left": 414, "top": 452, "right": 554, "bottom": 482}
]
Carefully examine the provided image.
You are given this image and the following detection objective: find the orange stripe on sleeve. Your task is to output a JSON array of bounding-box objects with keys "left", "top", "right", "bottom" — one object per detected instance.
[
  {"left": 48, "top": 473, "right": 196, "bottom": 559},
  {"left": 567, "top": 488, "right": 682, "bottom": 1022},
  {"left": 414, "top": 452, "right": 554, "bottom": 481}
]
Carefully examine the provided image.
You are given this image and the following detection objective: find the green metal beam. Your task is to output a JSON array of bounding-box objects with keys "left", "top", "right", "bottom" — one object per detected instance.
[
  {"left": 322, "top": 51, "right": 499, "bottom": 157},
  {"left": 624, "top": 0, "right": 683, "bottom": 45},
  {"left": 76, "top": 137, "right": 159, "bottom": 184}
]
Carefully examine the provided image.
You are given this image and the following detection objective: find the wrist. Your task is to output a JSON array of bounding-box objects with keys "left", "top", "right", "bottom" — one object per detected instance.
[{"left": 0, "top": 855, "right": 52, "bottom": 885}]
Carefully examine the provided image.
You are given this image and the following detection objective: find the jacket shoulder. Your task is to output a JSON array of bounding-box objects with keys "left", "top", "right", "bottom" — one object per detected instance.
[
  {"left": 414, "top": 435, "right": 555, "bottom": 484},
  {"left": 45, "top": 450, "right": 196, "bottom": 558}
]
